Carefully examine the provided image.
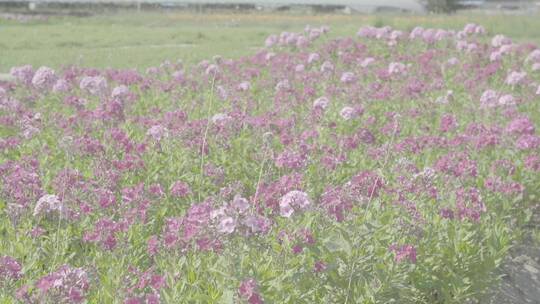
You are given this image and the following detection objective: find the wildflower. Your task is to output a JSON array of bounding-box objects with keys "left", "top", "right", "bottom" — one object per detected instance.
[
  {"left": 34, "top": 265, "right": 90, "bottom": 303},
  {"left": 217, "top": 216, "right": 236, "bottom": 234},
  {"left": 0, "top": 256, "right": 22, "bottom": 281},
  {"left": 231, "top": 195, "right": 250, "bottom": 213},
  {"left": 34, "top": 194, "right": 65, "bottom": 217},
  {"left": 505, "top": 71, "right": 527, "bottom": 86},
  {"left": 390, "top": 244, "right": 417, "bottom": 263},
  {"left": 238, "top": 278, "right": 264, "bottom": 304},
  {"left": 31, "top": 66, "right": 56, "bottom": 90},
  {"left": 340, "top": 106, "right": 357, "bottom": 120},
  {"left": 279, "top": 190, "right": 310, "bottom": 218},
  {"left": 10, "top": 65, "right": 34, "bottom": 85},
  {"left": 340, "top": 72, "right": 357, "bottom": 83},
  {"left": 146, "top": 125, "right": 168, "bottom": 141},
  {"left": 111, "top": 85, "right": 130, "bottom": 99},
  {"left": 388, "top": 62, "right": 407, "bottom": 76},
  {"left": 52, "top": 79, "right": 70, "bottom": 93},
  {"left": 79, "top": 76, "right": 108, "bottom": 95},
  {"left": 211, "top": 113, "right": 231, "bottom": 127},
  {"left": 313, "top": 96, "right": 329, "bottom": 110}
]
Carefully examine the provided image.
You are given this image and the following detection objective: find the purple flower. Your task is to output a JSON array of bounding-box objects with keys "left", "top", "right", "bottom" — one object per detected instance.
[
  {"left": 238, "top": 278, "right": 264, "bottom": 304},
  {"left": 170, "top": 181, "right": 191, "bottom": 198},
  {"left": 0, "top": 256, "right": 22, "bottom": 281},
  {"left": 506, "top": 117, "right": 535, "bottom": 135},
  {"left": 34, "top": 265, "right": 90, "bottom": 303},
  {"left": 390, "top": 244, "right": 417, "bottom": 263}
]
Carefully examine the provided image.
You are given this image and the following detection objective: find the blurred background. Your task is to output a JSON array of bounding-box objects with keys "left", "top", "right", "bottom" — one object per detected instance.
[{"left": 1, "top": 0, "right": 540, "bottom": 71}]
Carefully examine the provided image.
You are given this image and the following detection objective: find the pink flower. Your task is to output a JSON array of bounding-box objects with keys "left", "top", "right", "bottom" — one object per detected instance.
[
  {"left": 170, "top": 181, "right": 191, "bottom": 198},
  {"left": 238, "top": 278, "right": 264, "bottom": 304},
  {"left": 0, "top": 256, "right": 22, "bottom": 281},
  {"left": 506, "top": 117, "right": 535, "bottom": 135},
  {"left": 390, "top": 244, "right": 417, "bottom": 263}
]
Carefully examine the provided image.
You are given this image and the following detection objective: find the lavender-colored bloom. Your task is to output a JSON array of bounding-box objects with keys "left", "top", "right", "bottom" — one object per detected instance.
[
  {"left": 79, "top": 76, "right": 108, "bottom": 96},
  {"left": 526, "top": 49, "right": 540, "bottom": 63},
  {"left": 388, "top": 62, "right": 407, "bottom": 76},
  {"left": 0, "top": 256, "right": 22, "bottom": 281},
  {"left": 505, "top": 71, "right": 527, "bottom": 86},
  {"left": 232, "top": 195, "right": 250, "bottom": 213},
  {"left": 506, "top": 117, "right": 535, "bottom": 135},
  {"left": 491, "top": 34, "right": 511, "bottom": 47},
  {"left": 217, "top": 216, "right": 236, "bottom": 234},
  {"left": 34, "top": 265, "right": 89, "bottom": 303},
  {"left": 307, "top": 53, "right": 320, "bottom": 64},
  {"left": 320, "top": 61, "right": 334, "bottom": 72},
  {"left": 340, "top": 72, "right": 357, "bottom": 84},
  {"left": 390, "top": 244, "right": 417, "bottom": 263},
  {"left": 498, "top": 94, "right": 516, "bottom": 106},
  {"left": 211, "top": 113, "right": 231, "bottom": 127},
  {"left": 111, "top": 85, "right": 130, "bottom": 99},
  {"left": 34, "top": 194, "right": 65, "bottom": 217},
  {"left": 279, "top": 190, "right": 310, "bottom": 218},
  {"left": 146, "top": 125, "right": 168, "bottom": 141},
  {"left": 237, "top": 81, "right": 250, "bottom": 91},
  {"left": 10, "top": 65, "right": 34, "bottom": 85},
  {"left": 265, "top": 34, "right": 278, "bottom": 47},
  {"left": 340, "top": 106, "right": 357, "bottom": 120},
  {"left": 360, "top": 57, "right": 375, "bottom": 68},
  {"left": 313, "top": 96, "right": 329, "bottom": 110},
  {"left": 32, "top": 66, "right": 56, "bottom": 90},
  {"left": 480, "top": 89, "right": 499, "bottom": 108},
  {"left": 52, "top": 79, "right": 70, "bottom": 93}
]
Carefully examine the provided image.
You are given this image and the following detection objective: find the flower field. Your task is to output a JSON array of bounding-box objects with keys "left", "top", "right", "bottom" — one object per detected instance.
[{"left": 1, "top": 20, "right": 540, "bottom": 303}]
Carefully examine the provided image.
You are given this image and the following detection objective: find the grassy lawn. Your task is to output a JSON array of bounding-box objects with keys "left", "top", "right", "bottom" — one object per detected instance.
[{"left": 1, "top": 11, "right": 540, "bottom": 71}]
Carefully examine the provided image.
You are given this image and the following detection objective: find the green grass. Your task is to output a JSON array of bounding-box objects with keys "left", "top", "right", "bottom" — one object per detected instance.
[{"left": 1, "top": 11, "right": 540, "bottom": 71}]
